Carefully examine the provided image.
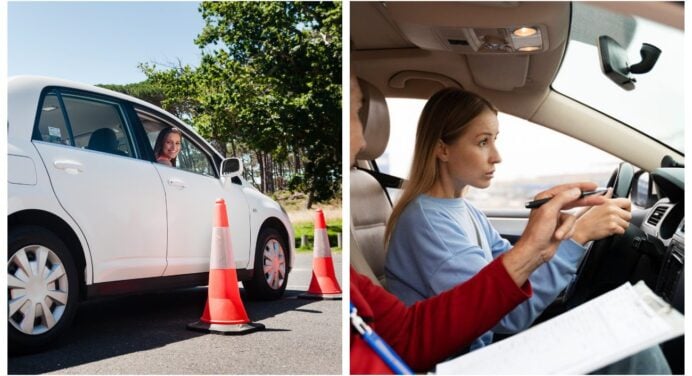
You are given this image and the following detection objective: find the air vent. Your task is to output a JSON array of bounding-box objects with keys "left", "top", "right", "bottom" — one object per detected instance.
[{"left": 647, "top": 206, "right": 668, "bottom": 226}]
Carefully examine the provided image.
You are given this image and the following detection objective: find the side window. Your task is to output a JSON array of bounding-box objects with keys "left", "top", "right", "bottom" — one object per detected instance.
[
  {"left": 379, "top": 98, "right": 622, "bottom": 210},
  {"left": 35, "top": 92, "right": 71, "bottom": 145},
  {"left": 137, "top": 110, "right": 216, "bottom": 177},
  {"left": 34, "top": 90, "right": 134, "bottom": 158},
  {"left": 177, "top": 138, "right": 215, "bottom": 177}
]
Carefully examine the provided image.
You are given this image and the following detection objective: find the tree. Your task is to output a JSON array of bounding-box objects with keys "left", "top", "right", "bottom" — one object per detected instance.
[
  {"left": 98, "top": 81, "right": 166, "bottom": 108},
  {"left": 140, "top": 2, "right": 341, "bottom": 208}
]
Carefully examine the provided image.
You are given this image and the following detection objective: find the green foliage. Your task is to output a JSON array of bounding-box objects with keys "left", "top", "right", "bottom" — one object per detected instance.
[
  {"left": 98, "top": 81, "right": 166, "bottom": 108},
  {"left": 139, "top": 1, "right": 342, "bottom": 205}
]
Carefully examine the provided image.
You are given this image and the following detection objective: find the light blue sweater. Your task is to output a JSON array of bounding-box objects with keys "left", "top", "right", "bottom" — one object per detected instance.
[{"left": 385, "top": 194, "right": 585, "bottom": 351}]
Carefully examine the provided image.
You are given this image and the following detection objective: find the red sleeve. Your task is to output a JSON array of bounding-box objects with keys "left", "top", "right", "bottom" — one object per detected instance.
[{"left": 359, "top": 255, "right": 531, "bottom": 372}]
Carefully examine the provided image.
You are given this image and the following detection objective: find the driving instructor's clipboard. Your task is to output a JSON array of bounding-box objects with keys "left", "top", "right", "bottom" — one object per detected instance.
[{"left": 436, "top": 281, "right": 684, "bottom": 375}]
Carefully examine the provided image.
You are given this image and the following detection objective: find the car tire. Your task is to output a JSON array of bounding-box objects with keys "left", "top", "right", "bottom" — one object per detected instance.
[
  {"left": 8, "top": 225, "right": 80, "bottom": 354},
  {"left": 243, "top": 227, "right": 289, "bottom": 300}
]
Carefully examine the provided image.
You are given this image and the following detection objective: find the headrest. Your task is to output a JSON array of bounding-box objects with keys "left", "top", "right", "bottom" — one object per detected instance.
[
  {"left": 357, "top": 78, "right": 390, "bottom": 161},
  {"left": 88, "top": 128, "right": 118, "bottom": 152}
]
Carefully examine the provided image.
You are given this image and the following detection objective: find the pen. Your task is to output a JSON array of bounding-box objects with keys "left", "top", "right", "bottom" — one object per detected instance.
[{"left": 525, "top": 189, "right": 608, "bottom": 209}]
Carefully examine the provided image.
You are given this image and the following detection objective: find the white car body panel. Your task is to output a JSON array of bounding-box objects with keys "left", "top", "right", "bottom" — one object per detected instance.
[
  {"left": 8, "top": 143, "right": 96, "bottom": 285},
  {"left": 243, "top": 185, "right": 296, "bottom": 267},
  {"left": 32, "top": 141, "right": 168, "bottom": 282},
  {"left": 156, "top": 164, "right": 252, "bottom": 276}
]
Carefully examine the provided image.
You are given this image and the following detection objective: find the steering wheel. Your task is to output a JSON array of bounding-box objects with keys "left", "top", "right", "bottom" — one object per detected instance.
[{"left": 563, "top": 162, "right": 638, "bottom": 307}]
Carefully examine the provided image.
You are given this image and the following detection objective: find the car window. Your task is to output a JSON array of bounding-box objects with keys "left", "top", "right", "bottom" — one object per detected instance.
[
  {"left": 34, "top": 90, "right": 135, "bottom": 158},
  {"left": 552, "top": 2, "right": 683, "bottom": 153},
  {"left": 35, "top": 92, "right": 71, "bottom": 145},
  {"left": 177, "top": 137, "right": 215, "bottom": 177},
  {"left": 137, "top": 110, "right": 216, "bottom": 177},
  {"left": 379, "top": 98, "right": 622, "bottom": 210}
]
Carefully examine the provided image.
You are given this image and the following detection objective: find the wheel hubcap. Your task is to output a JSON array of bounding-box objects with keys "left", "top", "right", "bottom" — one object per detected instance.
[
  {"left": 8, "top": 245, "right": 69, "bottom": 335},
  {"left": 262, "top": 239, "right": 286, "bottom": 290}
]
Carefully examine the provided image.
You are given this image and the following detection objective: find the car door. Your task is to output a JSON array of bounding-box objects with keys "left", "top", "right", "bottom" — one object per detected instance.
[
  {"left": 32, "top": 89, "right": 167, "bottom": 283},
  {"left": 135, "top": 109, "right": 252, "bottom": 275}
]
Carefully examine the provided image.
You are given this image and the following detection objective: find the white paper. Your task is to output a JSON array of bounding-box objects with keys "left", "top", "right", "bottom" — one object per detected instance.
[{"left": 436, "top": 281, "right": 684, "bottom": 375}]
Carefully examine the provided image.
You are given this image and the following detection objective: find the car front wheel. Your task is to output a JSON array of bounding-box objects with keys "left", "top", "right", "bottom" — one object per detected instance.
[
  {"left": 243, "top": 227, "right": 289, "bottom": 300},
  {"left": 8, "top": 226, "right": 79, "bottom": 354}
]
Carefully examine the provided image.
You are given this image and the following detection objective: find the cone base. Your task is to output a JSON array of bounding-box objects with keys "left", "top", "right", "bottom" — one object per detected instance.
[
  {"left": 298, "top": 292, "right": 342, "bottom": 300},
  {"left": 187, "top": 320, "right": 265, "bottom": 335}
]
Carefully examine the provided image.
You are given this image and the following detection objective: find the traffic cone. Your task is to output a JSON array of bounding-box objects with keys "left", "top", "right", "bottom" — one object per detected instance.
[
  {"left": 187, "top": 198, "right": 265, "bottom": 335},
  {"left": 299, "top": 209, "right": 342, "bottom": 300}
]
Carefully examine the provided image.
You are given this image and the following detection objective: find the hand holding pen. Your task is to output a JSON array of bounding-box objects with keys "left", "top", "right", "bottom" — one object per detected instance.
[{"left": 525, "top": 188, "right": 608, "bottom": 209}]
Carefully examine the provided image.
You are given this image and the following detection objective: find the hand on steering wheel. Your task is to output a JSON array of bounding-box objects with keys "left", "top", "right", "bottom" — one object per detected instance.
[
  {"left": 572, "top": 188, "right": 632, "bottom": 245},
  {"left": 564, "top": 162, "right": 636, "bottom": 306}
]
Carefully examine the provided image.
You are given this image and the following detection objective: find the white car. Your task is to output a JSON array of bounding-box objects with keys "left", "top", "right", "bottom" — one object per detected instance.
[{"left": 7, "top": 75, "right": 295, "bottom": 352}]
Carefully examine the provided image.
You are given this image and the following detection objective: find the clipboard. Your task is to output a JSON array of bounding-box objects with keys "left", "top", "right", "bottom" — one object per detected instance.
[{"left": 436, "top": 281, "right": 684, "bottom": 374}]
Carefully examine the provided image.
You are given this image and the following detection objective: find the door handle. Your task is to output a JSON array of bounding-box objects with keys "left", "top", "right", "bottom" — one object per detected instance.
[
  {"left": 167, "top": 178, "right": 187, "bottom": 189},
  {"left": 53, "top": 160, "right": 83, "bottom": 175}
]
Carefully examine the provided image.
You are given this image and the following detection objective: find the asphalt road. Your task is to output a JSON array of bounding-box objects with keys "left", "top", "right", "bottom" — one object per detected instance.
[{"left": 8, "top": 252, "right": 342, "bottom": 375}]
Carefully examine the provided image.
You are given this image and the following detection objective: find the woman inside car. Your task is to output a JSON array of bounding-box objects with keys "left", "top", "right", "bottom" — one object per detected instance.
[
  {"left": 349, "top": 74, "right": 608, "bottom": 374},
  {"left": 383, "top": 87, "right": 669, "bottom": 374},
  {"left": 153, "top": 126, "right": 182, "bottom": 166}
]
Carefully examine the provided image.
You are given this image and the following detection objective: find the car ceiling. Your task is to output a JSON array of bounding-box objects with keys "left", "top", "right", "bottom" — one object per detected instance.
[
  {"left": 351, "top": 1, "right": 685, "bottom": 170},
  {"left": 351, "top": 1, "right": 572, "bottom": 120}
]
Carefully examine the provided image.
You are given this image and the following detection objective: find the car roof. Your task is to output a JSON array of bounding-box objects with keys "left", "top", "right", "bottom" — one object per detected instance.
[
  {"left": 7, "top": 75, "right": 221, "bottom": 159},
  {"left": 8, "top": 75, "right": 167, "bottom": 115}
]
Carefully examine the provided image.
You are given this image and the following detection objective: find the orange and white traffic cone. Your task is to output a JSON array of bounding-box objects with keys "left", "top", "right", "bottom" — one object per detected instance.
[
  {"left": 300, "top": 209, "right": 342, "bottom": 300},
  {"left": 187, "top": 198, "right": 265, "bottom": 335}
]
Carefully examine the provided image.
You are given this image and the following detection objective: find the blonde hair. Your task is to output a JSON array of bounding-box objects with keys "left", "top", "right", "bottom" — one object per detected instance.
[{"left": 384, "top": 88, "right": 497, "bottom": 246}]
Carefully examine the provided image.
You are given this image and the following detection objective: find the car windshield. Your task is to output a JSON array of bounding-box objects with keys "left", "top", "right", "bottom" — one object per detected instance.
[{"left": 552, "top": 2, "right": 684, "bottom": 154}]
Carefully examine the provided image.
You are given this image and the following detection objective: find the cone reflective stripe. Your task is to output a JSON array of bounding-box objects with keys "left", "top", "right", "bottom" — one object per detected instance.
[
  {"left": 209, "top": 229, "right": 234, "bottom": 270},
  {"left": 187, "top": 198, "right": 265, "bottom": 334},
  {"left": 300, "top": 209, "right": 342, "bottom": 300}
]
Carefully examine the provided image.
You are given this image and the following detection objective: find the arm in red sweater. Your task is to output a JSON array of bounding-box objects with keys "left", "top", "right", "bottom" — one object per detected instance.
[{"left": 352, "top": 255, "right": 531, "bottom": 373}]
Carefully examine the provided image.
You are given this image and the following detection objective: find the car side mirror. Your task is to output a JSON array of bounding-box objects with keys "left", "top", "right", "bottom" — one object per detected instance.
[
  {"left": 220, "top": 157, "right": 243, "bottom": 178},
  {"left": 598, "top": 35, "right": 661, "bottom": 91},
  {"left": 632, "top": 170, "right": 657, "bottom": 208}
]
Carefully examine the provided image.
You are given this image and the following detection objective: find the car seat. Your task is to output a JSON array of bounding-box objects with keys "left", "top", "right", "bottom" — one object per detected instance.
[
  {"left": 87, "top": 128, "right": 126, "bottom": 156},
  {"left": 350, "top": 78, "right": 392, "bottom": 287}
]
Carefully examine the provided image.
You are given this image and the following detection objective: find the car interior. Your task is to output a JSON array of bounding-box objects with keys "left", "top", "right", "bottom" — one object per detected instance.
[
  {"left": 86, "top": 128, "right": 127, "bottom": 156},
  {"left": 351, "top": 79, "right": 393, "bottom": 288},
  {"left": 349, "top": 1, "right": 684, "bottom": 373}
]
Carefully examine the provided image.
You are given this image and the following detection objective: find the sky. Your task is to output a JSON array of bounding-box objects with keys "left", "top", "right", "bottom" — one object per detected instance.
[{"left": 8, "top": 1, "right": 205, "bottom": 85}]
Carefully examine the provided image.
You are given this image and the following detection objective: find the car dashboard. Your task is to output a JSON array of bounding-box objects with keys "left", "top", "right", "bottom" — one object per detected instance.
[{"left": 640, "top": 167, "right": 684, "bottom": 313}]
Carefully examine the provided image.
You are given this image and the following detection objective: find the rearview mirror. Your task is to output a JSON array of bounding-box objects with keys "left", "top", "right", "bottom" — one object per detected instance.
[
  {"left": 220, "top": 157, "right": 243, "bottom": 178},
  {"left": 598, "top": 35, "right": 661, "bottom": 91}
]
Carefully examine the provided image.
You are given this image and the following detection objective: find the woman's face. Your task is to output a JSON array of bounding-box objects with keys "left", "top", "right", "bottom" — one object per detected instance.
[
  {"left": 161, "top": 132, "right": 181, "bottom": 160},
  {"left": 437, "top": 109, "right": 502, "bottom": 190}
]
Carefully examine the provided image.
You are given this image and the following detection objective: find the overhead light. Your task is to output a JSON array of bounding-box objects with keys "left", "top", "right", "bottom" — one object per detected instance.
[
  {"left": 461, "top": 25, "right": 545, "bottom": 54},
  {"left": 480, "top": 35, "right": 511, "bottom": 52},
  {"left": 513, "top": 27, "right": 537, "bottom": 37},
  {"left": 42, "top": 106, "right": 58, "bottom": 112}
]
